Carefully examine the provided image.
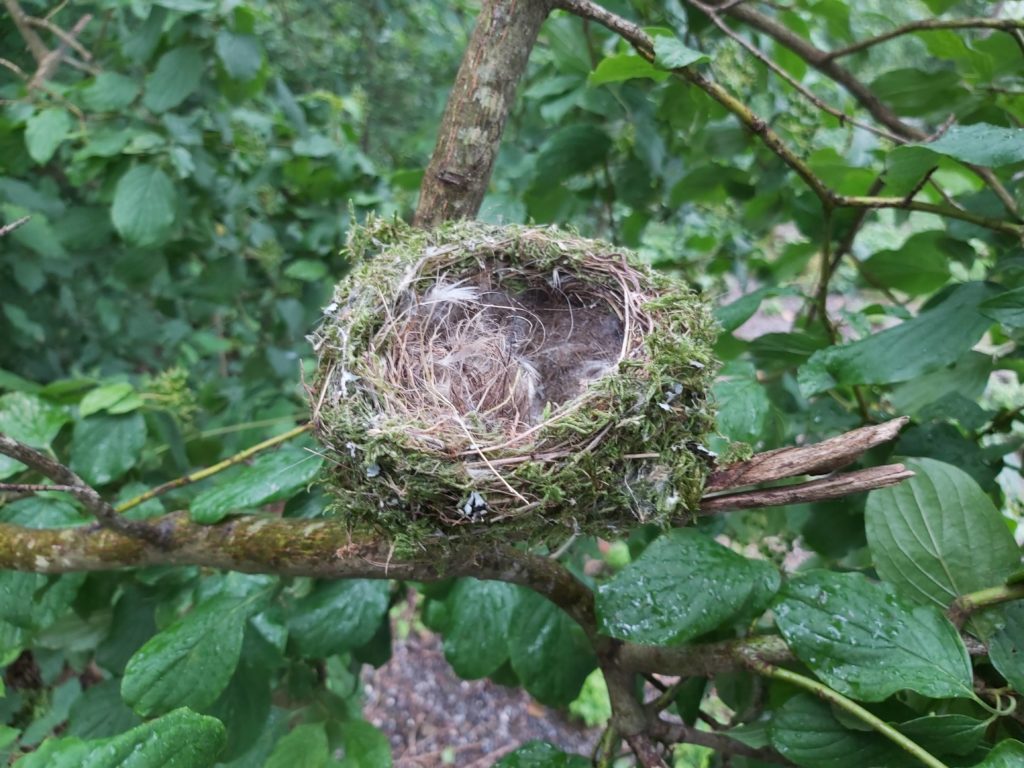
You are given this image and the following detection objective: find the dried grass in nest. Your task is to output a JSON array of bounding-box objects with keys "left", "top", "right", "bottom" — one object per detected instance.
[{"left": 310, "top": 220, "right": 718, "bottom": 545}]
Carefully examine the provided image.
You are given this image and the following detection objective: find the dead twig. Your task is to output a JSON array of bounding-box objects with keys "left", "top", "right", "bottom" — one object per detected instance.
[{"left": 705, "top": 417, "right": 908, "bottom": 492}]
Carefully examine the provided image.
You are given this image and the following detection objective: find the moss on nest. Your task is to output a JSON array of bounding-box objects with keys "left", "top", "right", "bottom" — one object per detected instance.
[{"left": 310, "top": 219, "right": 718, "bottom": 547}]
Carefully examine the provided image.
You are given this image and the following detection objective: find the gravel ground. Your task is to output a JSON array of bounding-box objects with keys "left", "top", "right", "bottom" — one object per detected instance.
[{"left": 362, "top": 627, "right": 600, "bottom": 767}]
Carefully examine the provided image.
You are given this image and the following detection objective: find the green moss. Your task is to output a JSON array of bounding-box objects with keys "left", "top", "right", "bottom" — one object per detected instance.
[{"left": 311, "top": 219, "right": 718, "bottom": 546}]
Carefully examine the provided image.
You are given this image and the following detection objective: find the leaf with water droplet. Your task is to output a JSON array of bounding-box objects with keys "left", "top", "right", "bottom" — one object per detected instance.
[
  {"left": 775, "top": 570, "right": 973, "bottom": 702},
  {"left": 596, "top": 528, "right": 779, "bottom": 645}
]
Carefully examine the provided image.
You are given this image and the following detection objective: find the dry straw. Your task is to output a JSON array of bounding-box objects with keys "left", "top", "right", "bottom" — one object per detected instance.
[{"left": 311, "top": 220, "right": 717, "bottom": 546}]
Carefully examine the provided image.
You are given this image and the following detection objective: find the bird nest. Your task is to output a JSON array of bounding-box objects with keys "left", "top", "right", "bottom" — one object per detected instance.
[{"left": 310, "top": 220, "right": 717, "bottom": 545}]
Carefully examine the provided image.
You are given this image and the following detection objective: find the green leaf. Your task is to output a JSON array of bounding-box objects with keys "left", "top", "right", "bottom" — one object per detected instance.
[
  {"left": 336, "top": 720, "right": 392, "bottom": 768},
  {"left": 286, "top": 579, "right": 390, "bottom": 658},
  {"left": 866, "top": 458, "right": 1019, "bottom": 616},
  {"left": 530, "top": 124, "right": 611, "bottom": 190},
  {"left": 215, "top": 31, "right": 263, "bottom": 81},
  {"left": 190, "top": 446, "right": 324, "bottom": 523},
  {"left": 970, "top": 740, "right": 1024, "bottom": 767},
  {"left": 715, "top": 286, "right": 800, "bottom": 333},
  {"left": 17, "top": 709, "right": 224, "bottom": 768},
  {"left": 142, "top": 46, "right": 204, "bottom": 112},
  {"left": 66, "top": 679, "right": 142, "bottom": 740},
  {"left": 79, "top": 382, "right": 142, "bottom": 417},
  {"left": 111, "top": 165, "right": 176, "bottom": 247},
  {"left": 508, "top": 591, "right": 596, "bottom": 707},
  {"left": 860, "top": 232, "right": 953, "bottom": 295},
  {"left": 597, "top": 528, "right": 779, "bottom": 645},
  {"left": 121, "top": 594, "right": 252, "bottom": 717},
  {"left": 442, "top": 579, "right": 519, "bottom": 679},
  {"left": 774, "top": 571, "right": 974, "bottom": 701},
  {"left": 588, "top": 54, "right": 666, "bottom": 85},
  {"left": 888, "top": 352, "right": 991, "bottom": 418},
  {"left": 919, "top": 124, "right": 1024, "bottom": 168},
  {"left": 0, "top": 496, "right": 85, "bottom": 528},
  {"left": 70, "top": 412, "right": 147, "bottom": 486},
  {"left": 283, "top": 259, "right": 329, "bottom": 281},
  {"left": 653, "top": 36, "right": 709, "bottom": 70},
  {"left": 770, "top": 694, "right": 904, "bottom": 768},
  {"left": 0, "top": 572, "right": 85, "bottom": 631},
  {"left": 265, "top": 722, "right": 328, "bottom": 768},
  {"left": 0, "top": 392, "right": 69, "bottom": 479},
  {"left": 88, "top": 708, "right": 224, "bottom": 768},
  {"left": 25, "top": 109, "right": 72, "bottom": 164},
  {"left": 713, "top": 361, "right": 771, "bottom": 444},
  {"left": 494, "top": 741, "right": 590, "bottom": 767},
  {"left": 81, "top": 73, "right": 140, "bottom": 111},
  {"left": 798, "top": 282, "right": 997, "bottom": 396},
  {"left": 981, "top": 287, "right": 1024, "bottom": 329},
  {"left": 897, "top": 714, "right": 988, "bottom": 757},
  {"left": 988, "top": 602, "right": 1024, "bottom": 691}
]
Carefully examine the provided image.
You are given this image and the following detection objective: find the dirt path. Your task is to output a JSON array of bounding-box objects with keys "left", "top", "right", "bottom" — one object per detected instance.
[{"left": 362, "top": 628, "right": 599, "bottom": 767}]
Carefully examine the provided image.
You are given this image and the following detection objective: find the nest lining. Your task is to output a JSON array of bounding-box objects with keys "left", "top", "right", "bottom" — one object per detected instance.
[
  {"left": 356, "top": 253, "right": 650, "bottom": 454},
  {"left": 311, "top": 221, "right": 717, "bottom": 544}
]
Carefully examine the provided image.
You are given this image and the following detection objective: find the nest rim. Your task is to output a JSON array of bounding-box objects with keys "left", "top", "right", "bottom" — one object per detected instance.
[{"left": 310, "top": 220, "right": 717, "bottom": 541}]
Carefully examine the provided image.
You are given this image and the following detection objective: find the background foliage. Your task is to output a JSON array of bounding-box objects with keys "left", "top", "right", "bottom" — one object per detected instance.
[{"left": 1, "top": 0, "right": 1024, "bottom": 765}]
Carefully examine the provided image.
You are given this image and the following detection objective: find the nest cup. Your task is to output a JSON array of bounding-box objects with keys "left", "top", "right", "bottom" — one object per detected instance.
[{"left": 311, "top": 221, "right": 717, "bottom": 545}]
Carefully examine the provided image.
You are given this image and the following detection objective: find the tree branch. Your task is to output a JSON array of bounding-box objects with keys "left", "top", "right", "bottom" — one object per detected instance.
[
  {"left": 2, "top": 0, "right": 50, "bottom": 63},
  {"left": 0, "top": 216, "right": 31, "bottom": 238},
  {"left": 706, "top": 417, "right": 909, "bottom": 492},
  {"left": 649, "top": 720, "right": 793, "bottom": 765},
  {"left": 114, "top": 423, "right": 313, "bottom": 514},
  {"left": 715, "top": 1, "right": 1022, "bottom": 220},
  {"left": 0, "top": 434, "right": 167, "bottom": 546},
  {"left": 824, "top": 18, "right": 1024, "bottom": 61},
  {"left": 554, "top": 0, "right": 1024, "bottom": 241},
  {"left": 414, "top": 0, "right": 554, "bottom": 227},
  {"left": 700, "top": 464, "right": 913, "bottom": 514},
  {"left": 684, "top": 0, "right": 905, "bottom": 143}
]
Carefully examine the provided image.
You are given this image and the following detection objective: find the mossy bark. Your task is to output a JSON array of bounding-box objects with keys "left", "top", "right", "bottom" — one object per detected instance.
[{"left": 414, "top": 0, "right": 553, "bottom": 227}]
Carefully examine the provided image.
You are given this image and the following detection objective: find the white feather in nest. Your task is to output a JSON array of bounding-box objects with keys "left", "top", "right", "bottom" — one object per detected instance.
[{"left": 401, "top": 278, "right": 622, "bottom": 431}]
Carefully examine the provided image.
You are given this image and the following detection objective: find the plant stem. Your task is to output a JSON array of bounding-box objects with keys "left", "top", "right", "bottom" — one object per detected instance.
[
  {"left": 745, "top": 659, "right": 951, "bottom": 768},
  {"left": 115, "top": 423, "right": 312, "bottom": 513}
]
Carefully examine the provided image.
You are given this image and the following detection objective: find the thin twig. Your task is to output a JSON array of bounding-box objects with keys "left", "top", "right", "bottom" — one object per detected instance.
[
  {"left": 649, "top": 719, "right": 793, "bottom": 765},
  {"left": 0, "top": 483, "right": 79, "bottom": 494},
  {"left": 25, "top": 15, "right": 93, "bottom": 60},
  {"left": 716, "top": 1, "right": 1022, "bottom": 220},
  {"left": 554, "top": 0, "right": 1024, "bottom": 239},
  {"left": 29, "top": 13, "right": 91, "bottom": 87},
  {"left": 115, "top": 423, "right": 313, "bottom": 514},
  {"left": 0, "top": 433, "right": 167, "bottom": 545},
  {"left": 0, "top": 216, "right": 31, "bottom": 238},
  {"left": 686, "top": 0, "right": 906, "bottom": 143},
  {"left": 824, "top": 17, "right": 1024, "bottom": 61}
]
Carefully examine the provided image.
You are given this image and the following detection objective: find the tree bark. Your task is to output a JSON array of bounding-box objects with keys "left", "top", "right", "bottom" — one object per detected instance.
[{"left": 414, "top": 0, "right": 553, "bottom": 227}]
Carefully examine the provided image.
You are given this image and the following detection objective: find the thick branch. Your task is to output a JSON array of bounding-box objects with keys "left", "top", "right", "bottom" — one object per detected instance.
[
  {"left": 414, "top": 0, "right": 553, "bottom": 227},
  {"left": 706, "top": 417, "right": 908, "bottom": 492},
  {"left": 0, "top": 513, "right": 598, "bottom": 632}
]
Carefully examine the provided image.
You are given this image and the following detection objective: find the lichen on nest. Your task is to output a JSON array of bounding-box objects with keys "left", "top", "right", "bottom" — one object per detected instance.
[{"left": 310, "top": 219, "right": 718, "bottom": 546}]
